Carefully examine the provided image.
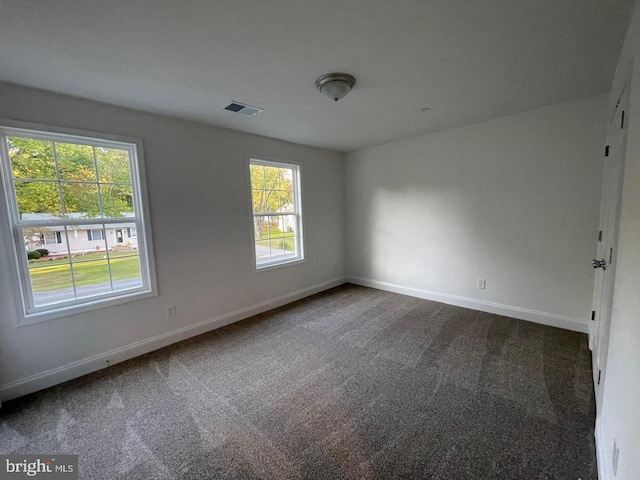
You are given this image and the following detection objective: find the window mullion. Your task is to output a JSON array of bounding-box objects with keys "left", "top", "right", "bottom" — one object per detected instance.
[
  {"left": 103, "top": 224, "right": 115, "bottom": 293},
  {"left": 52, "top": 141, "right": 66, "bottom": 218},
  {"left": 62, "top": 226, "right": 78, "bottom": 300},
  {"left": 93, "top": 146, "right": 105, "bottom": 219}
]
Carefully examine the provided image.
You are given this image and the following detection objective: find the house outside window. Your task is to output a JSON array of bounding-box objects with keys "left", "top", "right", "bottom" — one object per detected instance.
[
  {"left": 249, "top": 159, "right": 303, "bottom": 269},
  {"left": 0, "top": 122, "right": 157, "bottom": 323}
]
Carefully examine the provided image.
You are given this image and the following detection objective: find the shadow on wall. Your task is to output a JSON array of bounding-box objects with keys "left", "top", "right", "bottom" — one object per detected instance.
[{"left": 347, "top": 98, "right": 604, "bottom": 318}]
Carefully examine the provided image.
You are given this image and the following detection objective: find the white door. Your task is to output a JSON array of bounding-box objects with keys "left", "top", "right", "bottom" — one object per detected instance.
[{"left": 591, "top": 85, "right": 629, "bottom": 411}]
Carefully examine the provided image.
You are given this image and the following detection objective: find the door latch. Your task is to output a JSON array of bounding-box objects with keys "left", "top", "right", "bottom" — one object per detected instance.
[{"left": 592, "top": 259, "right": 606, "bottom": 270}]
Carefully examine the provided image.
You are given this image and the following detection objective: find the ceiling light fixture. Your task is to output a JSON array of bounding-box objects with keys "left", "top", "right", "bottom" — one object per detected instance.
[{"left": 315, "top": 73, "right": 356, "bottom": 102}]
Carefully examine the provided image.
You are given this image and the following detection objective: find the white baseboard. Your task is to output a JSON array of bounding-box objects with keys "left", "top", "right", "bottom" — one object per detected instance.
[
  {"left": 347, "top": 276, "right": 589, "bottom": 334},
  {"left": 0, "top": 277, "right": 347, "bottom": 402},
  {"left": 595, "top": 416, "right": 611, "bottom": 480}
]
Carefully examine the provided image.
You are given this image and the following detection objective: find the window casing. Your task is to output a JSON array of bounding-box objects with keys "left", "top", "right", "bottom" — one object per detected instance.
[
  {"left": 0, "top": 122, "right": 157, "bottom": 323},
  {"left": 249, "top": 159, "right": 303, "bottom": 269}
]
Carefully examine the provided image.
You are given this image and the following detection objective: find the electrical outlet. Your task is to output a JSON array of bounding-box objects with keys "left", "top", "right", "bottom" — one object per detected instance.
[
  {"left": 612, "top": 439, "right": 619, "bottom": 476},
  {"left": 477, "top": 279, "right": 486, "bottom": 290},
  {"left": 166, "top": 305, "right": 176, "bottom": 318}
]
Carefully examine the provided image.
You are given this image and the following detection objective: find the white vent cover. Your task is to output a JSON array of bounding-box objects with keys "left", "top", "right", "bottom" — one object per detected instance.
[{"left": 223, "top": 101, "right": 263, "bottom": 116}]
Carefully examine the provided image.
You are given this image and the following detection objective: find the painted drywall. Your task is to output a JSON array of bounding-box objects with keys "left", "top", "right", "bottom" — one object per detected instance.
[
  {"left": 346, "top": 95, "right": 606, "bottom": 328},
  {"left": 0, "top": 82, "right": 345, "bottom": 399},
  {"left": 596, "top": 1, "right": 640, "bottom": 478}
]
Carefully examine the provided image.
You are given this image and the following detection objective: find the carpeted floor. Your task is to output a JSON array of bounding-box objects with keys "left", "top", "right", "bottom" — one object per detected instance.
[{"left": 0, "top": 284, "right": 596, "bottom": 479}]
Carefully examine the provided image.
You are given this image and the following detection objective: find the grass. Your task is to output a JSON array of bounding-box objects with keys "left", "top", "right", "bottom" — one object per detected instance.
[
  {"left": 256, "top": 225, "right": 296, "bottom": 251},
  {"left": 29, "top": 254, "right": 141, "bottom": 292},
  {"left": 28, "top": 249, "right": 135, "bottom": 267}
]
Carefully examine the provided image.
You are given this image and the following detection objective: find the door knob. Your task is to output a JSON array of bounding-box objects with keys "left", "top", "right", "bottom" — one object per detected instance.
[{"left": 592, "top": 259, "right": 606, "bottom": 270}]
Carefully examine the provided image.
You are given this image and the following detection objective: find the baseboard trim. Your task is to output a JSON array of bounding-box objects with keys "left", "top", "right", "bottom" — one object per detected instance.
[
  {"left": 0, "top": 277, "right": 347, "bottom": 402},
  {"left": 595, "top": 417, "right": 610, "bottom": 480},
  {"left": 347, "top": 276, "right": 589, "bottom": 334}
]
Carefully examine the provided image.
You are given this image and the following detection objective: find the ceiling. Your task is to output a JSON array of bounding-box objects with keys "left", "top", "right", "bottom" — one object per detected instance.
[{"left": 0, "top": 0, "right": 634, "bottom": 152}]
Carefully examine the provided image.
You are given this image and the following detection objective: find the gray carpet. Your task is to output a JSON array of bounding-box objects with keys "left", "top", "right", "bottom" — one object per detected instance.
[{"left": 0, "top": 284, "right": 596, "bottom": 479}]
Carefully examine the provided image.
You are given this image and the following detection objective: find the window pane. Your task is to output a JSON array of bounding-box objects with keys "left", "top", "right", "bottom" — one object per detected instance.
[
  {"left": 23, "top": 226, "right": 66, "bottom": 255},
  {"left": 252, "top": 189, "right": 266, "bottom": 213},
  {"left": 250, "top": 164, "right": 265, "bottom": 190},
  {"left": 279, "top": 167, "right": 293, "bottom": 185},
  {"left": 269, "top": 238, "right": 286, "bottom": 261},
  {"left": 77, "top": 228, "right": 108, "bottom": 256},
  {"left": 116, "top": 222, "right": 138, "bottom": 247},
  {"left": 56, "top": 143, "right": 97, "bottom": 182},
  {"left": 263, "top": 166, "right": 279, "bottom": 190},
  {"left": 61, "top": 182, "right": 100, "bottom": 218},
  {"left": 29, "top": 261, "right": 75, "bottom": 307},
  {"left": 111, "top": 254, "right": 143, "bottom": 291},
  {"left": 100, "top": 184, "right": 134, "bottom": 217},
  {"left": 282, "top": 214, "right": 298, "bottom": 236},
  {"left": 263, "top": 189, "right": 280, "bottom": 213},
  {"left": 72, "top": 259, "right": 112, "bottom": 299},
  {"left": 8, "top": 137, "right": 56, "bottom": 180},
  {"left": 255, "top": 242, "right": 270, "bottom": 264},
  {"left": 279, "top": 190, "right": 294, "bottom": 213},
  {"left": 14, "top": 181, "right": 62, "bottom": 217},
  {"left": 96, "top": 147, "right": 131, "bottom": 184}
]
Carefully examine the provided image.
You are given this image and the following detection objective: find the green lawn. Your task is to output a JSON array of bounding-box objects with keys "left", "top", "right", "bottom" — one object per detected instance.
[
  {"left": 28, "top": 249, "right": 136, "bottom": 267},
  {"left": 256, "top": 225, "right": 296, "bottom": 251},
  {"left": 29, "top": 255, "right": 141, "bottom": 292}
]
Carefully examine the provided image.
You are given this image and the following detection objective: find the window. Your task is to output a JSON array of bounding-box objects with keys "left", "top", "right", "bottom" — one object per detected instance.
[
  {"left": 87, "top": 228, "right": 104, "bottom": 241},
  {"left": 41, "top": 231, "right": 62, "bottom": 244},
  {"left": 128, "top": 226, "right": 137, "bottom": 238},
  {"left": 249, "top": 159, "right": 303, "bottom": 269},
  {"left": 0, "top": 123, "right": 156, "bottom": 322}
]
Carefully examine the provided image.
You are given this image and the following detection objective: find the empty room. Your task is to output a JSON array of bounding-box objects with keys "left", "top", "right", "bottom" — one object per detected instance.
[{"left": 1, "top": 1, "right": 639, "bottom": 479}]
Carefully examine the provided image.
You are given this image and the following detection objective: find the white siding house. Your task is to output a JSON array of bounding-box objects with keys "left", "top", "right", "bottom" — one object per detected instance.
[{"left": 23, "top": 214, "right": 138, "bottom": 256}]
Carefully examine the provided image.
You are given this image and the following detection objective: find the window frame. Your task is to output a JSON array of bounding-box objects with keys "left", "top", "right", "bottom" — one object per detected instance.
[
  {"left": 41, "top": 231, "right": 62, "bottom": 245},
  {"left": 0, "top": 119, "right": 157, "bottom": 325},
  {"left": 87, "top": 228, "right": 105, "bottom": 241},
  {"left": 248, "top": 157, "right": 305, "bottom": 271}
]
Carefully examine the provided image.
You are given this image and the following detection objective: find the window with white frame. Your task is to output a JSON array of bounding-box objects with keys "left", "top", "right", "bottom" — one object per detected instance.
[
  {"left": 0, "top": 124, "right": 156, "bottom": 321},
  {"left": 41, "top": 231, "right": 62, "bottom": 244},
  {"left": 87, "top": 228, "right": 104, "bottom": 241},
  {"left": 249, "top": 159, "right": 303, "bottom": 268}
]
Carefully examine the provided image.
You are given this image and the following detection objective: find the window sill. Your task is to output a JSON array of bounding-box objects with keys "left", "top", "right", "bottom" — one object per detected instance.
[
  {"left": 17, "top": 288, "right": 157, "bottom": 326},
  {"left": 254, "top": 257, "right": 306, "bottom": 273}
]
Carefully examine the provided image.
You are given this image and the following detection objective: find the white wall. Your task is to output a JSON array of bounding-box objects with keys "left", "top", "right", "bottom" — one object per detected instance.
[
  {"left": 596, "top": 1, "right": 640, "bottom": 478},
  {"left": 0, "top": 82, "right": 345, "bottom": 400},
  {"left": 346, "top": 95, "right": 606, "bottom": 331}
]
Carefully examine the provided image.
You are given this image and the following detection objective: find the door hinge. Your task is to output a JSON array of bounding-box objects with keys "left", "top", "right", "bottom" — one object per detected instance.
[
  {"left": 609, "top": 247, "right": 613, "bottom": 264},
  {"left": 605, "top": 146, "right": 610, "bottom": 157},
  {"left": 591, "top": 310, "right": 596, "bottom": 321},
  {"left": 621, "top": 111, "right": 625, "bottom": 129},
  {"left": 598, "top": 230, "right": 602, "bottom": 241},
  {"left": 597, "top": 369, "right": 602, "bottom": 385}
]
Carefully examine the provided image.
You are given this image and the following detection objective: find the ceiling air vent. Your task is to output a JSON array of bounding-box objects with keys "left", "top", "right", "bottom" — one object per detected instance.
[{"left": 223, "top": 101, "right": 263, "bottom": 116}]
